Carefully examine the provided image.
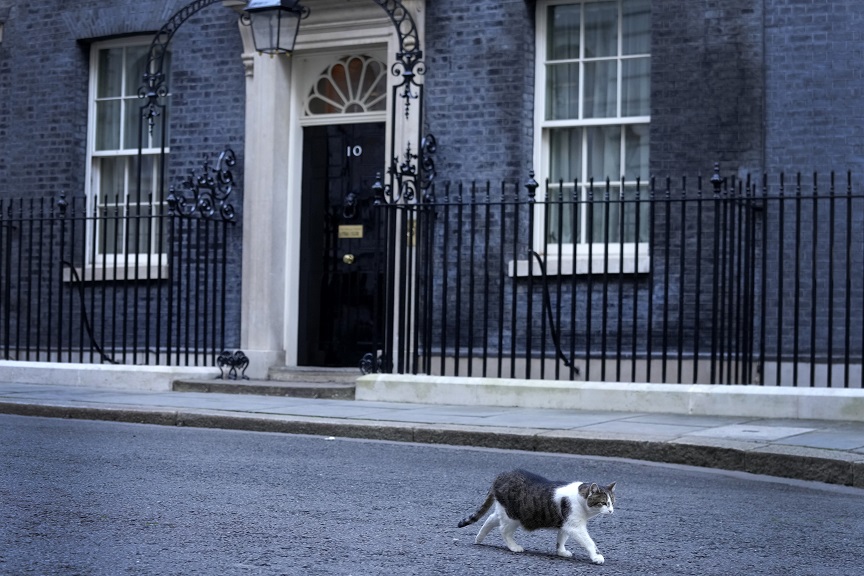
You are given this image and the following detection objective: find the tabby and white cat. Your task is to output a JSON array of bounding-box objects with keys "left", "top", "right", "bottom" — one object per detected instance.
[{"left": 458, "top": 469, "right": 616, "bottom": 565}]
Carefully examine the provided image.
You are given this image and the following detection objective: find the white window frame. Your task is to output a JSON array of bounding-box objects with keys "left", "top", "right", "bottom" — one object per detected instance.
[
  {"left": 528, "top": 0, "right": 651, "bottom": 276},
  {"left": 82, "top": 37, "right": 169, "bottom": 279}
]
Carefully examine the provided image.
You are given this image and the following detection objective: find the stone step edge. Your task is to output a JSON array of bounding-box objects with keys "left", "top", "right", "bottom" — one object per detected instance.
[
  {"left": 267, "top": 367, "right": 360, "bottom": 384},
  {"left": 172, "top": 378, "right": 355, "bottom": 399}
]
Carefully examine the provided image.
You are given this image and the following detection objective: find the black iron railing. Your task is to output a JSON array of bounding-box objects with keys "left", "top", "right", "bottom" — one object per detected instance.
[
  {"left": 0, "top": 193, "right": 239, "bottom": 366},
  {"left": 380, "top": 168, "right": 864, "bottom": 387}
]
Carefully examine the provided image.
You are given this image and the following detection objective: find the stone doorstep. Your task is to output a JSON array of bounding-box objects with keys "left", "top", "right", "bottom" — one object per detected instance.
[
  {"left": 266, "top": 366, "right": 360, "bottom": 384},
  {"left": 171, "top": 366, "right": 362, "bottom": 399}
]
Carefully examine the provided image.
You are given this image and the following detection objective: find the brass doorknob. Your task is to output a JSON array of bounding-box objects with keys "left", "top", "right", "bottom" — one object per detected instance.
[{"left": 342, "top": 254, "right": 355, "bottom": 265}]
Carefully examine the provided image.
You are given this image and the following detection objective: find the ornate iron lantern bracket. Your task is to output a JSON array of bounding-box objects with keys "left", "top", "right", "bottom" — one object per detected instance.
[{"left": 140, "top": 0, "right": 228, "bottom": 134}]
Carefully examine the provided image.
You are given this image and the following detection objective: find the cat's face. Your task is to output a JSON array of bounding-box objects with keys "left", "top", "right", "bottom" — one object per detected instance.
[{"left": 585, "top": 482, "right": 616, "bottom": 515}]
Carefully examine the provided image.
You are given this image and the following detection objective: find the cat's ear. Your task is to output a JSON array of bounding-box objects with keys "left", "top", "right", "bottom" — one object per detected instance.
[
  {"left": 607, "top": 482, "right": 616, "bottom": 492},
  {"left": 589, "top": 483, "right": 600, "bottom": 494}
]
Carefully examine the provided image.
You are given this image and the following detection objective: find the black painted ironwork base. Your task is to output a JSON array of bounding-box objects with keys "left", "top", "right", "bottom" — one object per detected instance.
[
  {"left": 217, "top": 350, "right": 249, "bottom": 380},
  {"left": 359, "top": 352, "right": 384, "bottom": 375}
]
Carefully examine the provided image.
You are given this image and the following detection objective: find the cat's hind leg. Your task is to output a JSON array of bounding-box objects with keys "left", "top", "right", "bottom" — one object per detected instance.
[
  {"left": 498, "top": 515, "right": 524, "bottom": 553},
  {"left": 474, "top": 511, "right": 500, "bottom": 544},
  {"left": 555, "top": 529, "right": 573, "bottom": 558}
]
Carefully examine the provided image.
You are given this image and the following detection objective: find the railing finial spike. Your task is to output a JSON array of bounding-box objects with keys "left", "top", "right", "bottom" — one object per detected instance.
[{"left": 525, "top": 170, "right": 539, "bottom": 201}]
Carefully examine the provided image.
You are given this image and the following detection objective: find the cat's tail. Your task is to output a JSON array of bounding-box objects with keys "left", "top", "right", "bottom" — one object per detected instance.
[{"left": 457, "top": 491, "right": 494, "bottom": 528}]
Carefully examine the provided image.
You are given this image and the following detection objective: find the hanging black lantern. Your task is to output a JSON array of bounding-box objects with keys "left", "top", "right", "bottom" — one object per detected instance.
[{"left": 244, "top": 0, "right": 309, "bottom": 56}]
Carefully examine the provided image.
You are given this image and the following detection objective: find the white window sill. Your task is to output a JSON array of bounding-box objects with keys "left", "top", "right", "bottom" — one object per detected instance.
[
  {"left": 509, "top": 249, "right": 651, "bottom": 277},
  {"left": 63, "top": 264, "right": 170, "bottom": 283}
]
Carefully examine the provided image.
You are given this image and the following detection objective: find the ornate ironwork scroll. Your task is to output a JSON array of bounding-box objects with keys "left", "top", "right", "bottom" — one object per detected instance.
[
  {"left": 167, "top": 147, "right": 239, "bottom": 222},
  {"left": 375, "top": 131, "right": 438, "bottom": 206},
  {"left": 370, "top": 0, "right": 423, "bottom": 81},
  {"left": 360, "top": 0, "right": 437, "bottom": 208}
]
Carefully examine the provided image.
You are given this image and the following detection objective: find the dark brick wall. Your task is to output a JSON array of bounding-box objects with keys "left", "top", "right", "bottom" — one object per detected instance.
[
  {"left": 0, "top": 5, "right": 8, "bottom": 188},
  {"left": 650, "top": 0, "right": 864, "bottom": 177},
  {"left": 0, "top": 1, "right": 89, "bottom": 198},
  {"left": 763, "top": 0, "right": 864, "bottom": 174},
  {"left": 424, "top": 0, "right": 536, "bottom": 183},
  {"left": 0, "top": 0, "right": 246, "bottom": 352},
  {"left": 758, "top": 0, "right": 864, "bottom": 369},
  {"left": 650, "top": 0, "right": 766, "bottom": 178}
]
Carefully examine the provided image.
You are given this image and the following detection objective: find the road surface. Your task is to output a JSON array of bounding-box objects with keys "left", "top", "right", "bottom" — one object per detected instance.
[{"left": 1, "top": 413, "right": 862, "bottom": 575}]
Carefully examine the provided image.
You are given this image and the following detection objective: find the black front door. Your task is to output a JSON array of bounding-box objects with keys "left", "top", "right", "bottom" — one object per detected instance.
[{"left": 298, "top": 123, "right": 385, "bottom": 367}]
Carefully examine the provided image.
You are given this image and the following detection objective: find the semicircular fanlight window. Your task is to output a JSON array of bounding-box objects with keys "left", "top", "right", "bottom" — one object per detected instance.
[{"left": 305, "top": 55, "right": 387, "bottom": 116}]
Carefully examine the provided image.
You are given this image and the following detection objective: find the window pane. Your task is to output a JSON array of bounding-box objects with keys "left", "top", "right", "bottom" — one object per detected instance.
[
  {"left": 622, "top": 57, "right": 650, "bottom": 116},
  {"left": 155, "top": 204, "right": 168, "bottom": 254},
  {"left": 586, "top": 125, "right": 621, "bottom": 179},
  {"left": 330, "top": 61, "right": 350, "bottom": 103},
  {"left": 125, "top": 45, "right": 150, "bottom": 97},
  {"left": 125, "top": 155, "right": 141, "bottom": 203},
  {"left": 546, "top": 63, "right": 580, "bottom": 120},
  {"left": 97, "top": 48, "right": 123, "bottom": 98},
  {"left": 547, "top": 4, "right": 581, "bottom": 60},
  {"left": 128, "top": 155, "right": 157, "bottom": 204},
  {"left": 149, "top": 103, "right": 169, "bottom": 149},
  {"left": 586, "top": 183, "right": 612, "bottom": 242},
  {"left": 549, "top": 127, "right": 583, "bottom": 182},
  {"left": 547, "top": 206, "right": 576, "bottom": 244},
  {"left": 623, "top": 0, "right": 651, "bottom": 55},
  {"left": 545, "top": 180, "right": 578, "bottom": 244},
  {"left": 584, "top": 1, "right": 617, "bottom": 58},
  {"left": 126, "top": 204, "right": 151, "bottom": 254},
  {"left": 123, "top": 98, "right": 143, "bottom": 150},
  {"left": 360, "top": 60, "right": 386, "bottom": 111},
  {"left": 620, "top": 186, "right": 650, "bottom": 242},
  {"left": 583, "top": 60, "right": 617, "bottom": 118},
  {"left": 605, "top": 189, "right": 623, "bottom": 242},
  {"left": 98, "top": 157, "right": 125, "bottom": 202},
  {"left": 624, "top": 123, "right": 649, "bottom": 180},
  {"left": 97, "top": 206, "right": 120, "bottom": 255},
  {"left": 95, "top": 100, "right": 121, "bottom": 150}
]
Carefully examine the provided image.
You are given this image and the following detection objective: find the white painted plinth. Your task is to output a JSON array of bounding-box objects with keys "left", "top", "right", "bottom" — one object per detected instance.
[
  {"left": 356, "top": 374, "right": 864, "bottom": 422},
  {"left": 0, "top": 361, "right": 218, "bottom": 391}
]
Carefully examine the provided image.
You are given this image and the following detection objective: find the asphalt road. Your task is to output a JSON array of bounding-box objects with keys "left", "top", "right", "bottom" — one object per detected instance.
[{"left": 1, "top": 414, "right": 862, "bottom": 576}]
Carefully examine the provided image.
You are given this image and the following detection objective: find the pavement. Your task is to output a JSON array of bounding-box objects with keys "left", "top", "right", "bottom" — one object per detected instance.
[{"left": 1, "top": 380, "right": 864, "bottom": 488}]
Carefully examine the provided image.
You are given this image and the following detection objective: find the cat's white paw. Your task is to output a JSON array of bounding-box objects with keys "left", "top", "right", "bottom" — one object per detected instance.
[
  {"left": 590, "top": 553, "right": 605, "bottom": 565},
  {"left": 557, "top": 548, "right": 573, "bottom": 558},
  {"left": 507, "top": 544, "right": 525, "bottom": 553}
]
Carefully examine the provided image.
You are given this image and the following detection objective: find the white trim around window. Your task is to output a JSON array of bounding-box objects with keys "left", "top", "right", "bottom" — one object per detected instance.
[
  {"left": 529, "top": 0, "right": 651, "bottom": 276},
  {"left": 83, "top": 37, "right": 170, "bottom": 276}
]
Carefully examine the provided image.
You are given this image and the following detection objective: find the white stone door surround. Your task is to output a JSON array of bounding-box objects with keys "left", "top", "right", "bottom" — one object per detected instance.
[{"left": 236, "top": 0, "right": 425, "bottom": 378}]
